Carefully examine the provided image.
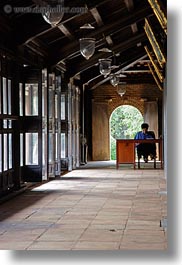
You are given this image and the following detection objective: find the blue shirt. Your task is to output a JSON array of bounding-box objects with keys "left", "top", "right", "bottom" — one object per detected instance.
[{"left": 134, "top": 131, "right": 154, "bottom": 140}]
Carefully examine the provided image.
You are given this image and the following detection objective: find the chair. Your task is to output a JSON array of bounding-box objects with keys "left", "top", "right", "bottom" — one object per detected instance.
[{"left": 136, "top": 131, "right": 157, "bottom": 169}]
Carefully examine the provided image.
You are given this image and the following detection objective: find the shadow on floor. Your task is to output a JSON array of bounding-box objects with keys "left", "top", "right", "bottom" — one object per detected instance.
[{"left": 79, "top": 160, "right": 163, "bottom": 170}]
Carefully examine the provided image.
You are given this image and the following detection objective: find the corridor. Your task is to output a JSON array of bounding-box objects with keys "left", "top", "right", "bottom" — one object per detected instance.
[{"left": 0, "top": 163, "right": 167, "bottom": 250}]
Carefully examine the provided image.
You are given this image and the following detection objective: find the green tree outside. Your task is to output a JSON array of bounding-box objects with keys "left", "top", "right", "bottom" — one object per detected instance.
[{"left": 110, "top": 105, "right": 144, "bottom": 160}]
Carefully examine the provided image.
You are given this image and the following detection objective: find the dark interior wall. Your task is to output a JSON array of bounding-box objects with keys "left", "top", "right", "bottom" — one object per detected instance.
[
  {"left": 90, "top": 90, "right": 163, "bottom": 162},
  {"left": 144, "top": 101, "right": 159, "bottom": 137}
]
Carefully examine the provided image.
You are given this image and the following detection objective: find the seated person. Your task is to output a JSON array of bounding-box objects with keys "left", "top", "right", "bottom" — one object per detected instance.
[{"left": 134, "top": 123, "right": 156, "bottom": 163}]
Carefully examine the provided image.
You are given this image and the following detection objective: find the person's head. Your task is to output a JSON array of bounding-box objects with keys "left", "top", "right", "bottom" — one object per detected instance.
[{"left": 141, "top": 123, "right": 149, "bottom": 133}]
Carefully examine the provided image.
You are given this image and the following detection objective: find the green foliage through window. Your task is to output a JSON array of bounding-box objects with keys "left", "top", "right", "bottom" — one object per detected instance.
[{"left": 110, "top": 105, "right": 143, "bottom": 160}]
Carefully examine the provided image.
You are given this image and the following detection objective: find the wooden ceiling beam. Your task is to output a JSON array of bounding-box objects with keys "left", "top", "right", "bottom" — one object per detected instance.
[
  {"left": 90, "top": 7, "right": 104, "bottom": 26},
  {"left": 131, "top": 23, "right": 138, "bottom": 33},
  {"left": 89, "top": 54, "right": 149, "bottom": 90},
  {"left": 57, "top": 24, "right": 74, "bottom": 40},
  {"left": 69, "top": 32, "right": 147, "bottom": 76},
  {"left": 49, "top": 5, "right": 151, "bottom": 65},
  {"left": 124, "top": 0, "right": 138, "bottom": 34},
  {"left": 105, "top": 35, "right": 113, "bottom": 46},
  {"left": 23, "top": 30, "right": 49, "bottom": 57},
  {"left": 80, "top": 50, "right": 147, "bottom": 85},
  {"left": 90, "top": 7, "right": 114, "bottom": 47},
  {"left": 25, "top": 42, "right": 47, "bottom": 57},
  {"left": 124, "top": 0, "right": 134, "bottom": 11},
  {"left": 14, "top": 0, "right": 111, "bottom": 46}
]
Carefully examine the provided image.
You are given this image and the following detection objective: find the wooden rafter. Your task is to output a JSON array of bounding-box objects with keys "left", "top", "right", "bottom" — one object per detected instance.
[
  {"left": 13, "top": 0, "right": 112, "bottom": 46},
  {"left": 89, "top": 54, "right": 148, "bottom": 89},
  {"left": 57, "top": 24, "right": 74, "bottom": 40},
  {"left": 49, "top": 5, "right": 151, "bottom": 65},
  {"left": 68, "top": 32, "right": 147, "bottom": 76},
  {"left": 124, "top": 0, "right": 134, "bottom": 11},
  {"left": 90, "top": 7, "right": 104, "bottom": 26}
]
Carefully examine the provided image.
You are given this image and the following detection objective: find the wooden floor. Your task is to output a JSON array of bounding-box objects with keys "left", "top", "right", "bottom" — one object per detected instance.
[{"left": 0, "top": 162, "right": 167, "bottom": 250}]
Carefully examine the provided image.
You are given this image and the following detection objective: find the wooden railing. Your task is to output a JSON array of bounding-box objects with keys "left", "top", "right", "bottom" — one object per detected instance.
[{"left": 116, "top": 139, "right": 163, "bottom": 169}]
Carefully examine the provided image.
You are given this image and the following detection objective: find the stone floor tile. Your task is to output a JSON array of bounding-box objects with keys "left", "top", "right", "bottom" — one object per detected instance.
[
  {"left": 0, "top": 233, "right": 40, "bottom": 242},
  {"left": 124, "top": 229, "right": 165, "bottom": 236},
  {"left": 122, "top": 235, "right": 166, "bottom": 244},
  {"left": 97, "top": 210, "right": 129, "bottom": 216},
  {"left": 119, "top": 242, "right": 167, "bottom": 250},
  {"left": 126, "top": 225, "right": 163, "bottom": 231},
  {"left": 88, "top": 224, "right": 125, "bottom": 230},
  {"left": 0, "top": 241, "right": 34, "bottom": 250},
  {"left": 72, "top": 241, "right": 120, "bottom": 250},
  {"left": 127, "top": 219, "right": 160, "bottom": 226},
  {"left": 78, "top": 228, "right": 122, "bottom": 242},
  {"left": 52, "top": 223, "right": 90, "bottom": 229},
  {"left": 91, "top": 219, "right": 126, "bottom": 226},
  {"left": 0, "top": 166, "right": 167, "bottom": 251},
  {"left": 27, "top": 241, "right": 74, "bottom": 250},
  {"left": 37, "top": 229, "right": 85, "bottom": 242}
]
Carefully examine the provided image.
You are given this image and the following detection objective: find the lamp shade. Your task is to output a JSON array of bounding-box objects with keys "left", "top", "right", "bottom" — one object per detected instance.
[
  {"left": 79, "top": 38, "right": 96, "bottom": 60},
  {"left": 117, "top": 83, "right": 126, "bottom": 96},
  {"left": 42, "top": 1, "right": 64, "bottom": 26},
  {"left": 42, "top": 11, "right": 64, "bottom": 26},
  {"left": 99, "top": 59, "right": 112, "bottom": 77},
  {"left": 110, "top": 74, "right": 120, "bottom": 87}
]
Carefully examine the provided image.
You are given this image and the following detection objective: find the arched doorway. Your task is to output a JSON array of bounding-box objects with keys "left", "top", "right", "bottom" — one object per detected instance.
[{"left": 110, "top": 105, "right": 143, "bottom": 160}]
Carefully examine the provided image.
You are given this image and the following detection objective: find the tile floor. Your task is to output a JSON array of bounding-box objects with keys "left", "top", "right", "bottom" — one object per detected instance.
[{"left": 0, "top": 163, "right": 167, "bottom": 250}]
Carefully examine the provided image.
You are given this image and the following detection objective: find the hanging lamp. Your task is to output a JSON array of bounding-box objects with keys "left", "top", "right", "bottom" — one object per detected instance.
[
  {"left": 99, "top": 59, "right": 112, "bottom": 77},
  {"left": 42, "top": 0, "right": 64, "bottom": 26},
  {"left": 79, "top": 38, "right": 96, "bottom": 60},
  {"left": 117, "top": 83, "right": 126, "bottom": 97},
  {"left": 110, "top": 74, "right": 120, "bottom": 87}
]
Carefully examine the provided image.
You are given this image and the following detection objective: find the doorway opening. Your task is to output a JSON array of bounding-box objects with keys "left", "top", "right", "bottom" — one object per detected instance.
[{"left": 110, "top": 105, "right": 143, "bottom": 160}]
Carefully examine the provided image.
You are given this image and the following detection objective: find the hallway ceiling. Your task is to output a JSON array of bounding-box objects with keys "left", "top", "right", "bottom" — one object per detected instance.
[{"left": 0, "top": 0, "right": 166, "bottom": 93}]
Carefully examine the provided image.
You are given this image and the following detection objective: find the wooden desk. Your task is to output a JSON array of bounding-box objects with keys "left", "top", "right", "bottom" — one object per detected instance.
[{"left": 116, "top": 139, "right": 163, "bottom": 169}]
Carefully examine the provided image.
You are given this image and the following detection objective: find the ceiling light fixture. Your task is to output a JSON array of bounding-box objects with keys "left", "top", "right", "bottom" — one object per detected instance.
[
  {"left": 99, "top": 58, "right": 112, "bottom": 78},
  {"left": 98, "top": 48, "right": 112, "bottom": 53},
  {"left": 118, "top": 74, "right": 127, "bottom": 77},
  {"left": 42, "top": 0, "right": 64, "bottom": 26},
  {"left": 117, "top": 82, "right": 126, "bottom": 97},
  {"left": 110, "top": 74, "right": 120, "bottom": 87},
  {"left": 80, "top": 23, "right": 95, "bottom": 29},
  {"left": 79, "top": 38, "right": 96, "bottom": 60}
]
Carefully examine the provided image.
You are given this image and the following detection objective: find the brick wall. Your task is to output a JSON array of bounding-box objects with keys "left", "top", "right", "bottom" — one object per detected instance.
[{"left": 90, "top": 83, "right": 163, "bottom": 161}]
